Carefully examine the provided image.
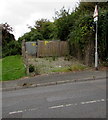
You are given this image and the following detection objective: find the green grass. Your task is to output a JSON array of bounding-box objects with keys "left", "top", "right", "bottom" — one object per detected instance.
[
  {"left": 52, "top": 64, "right": 87, "bottom": 73},
  {"left": 2, "top": 55, "right": 26, "bottom": 81},
  {"left": 52, "top": 67, "right": 70, "bottom": 73},
  {"left": 68, "top": 64, "right": 87, "bottom": 71}
]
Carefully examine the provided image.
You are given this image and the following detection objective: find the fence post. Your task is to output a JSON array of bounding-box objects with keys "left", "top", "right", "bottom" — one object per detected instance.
[
  {"left": 25, "top": 51, "right": 29, "bottom": 75},
  {"left": 22, "top": 40, "right": 29, "bottom": 75},
  {"left": 37, "top": 40, "right": 39, "bottom": 57},
  {"left": 22, "top": 39, "right": 26, "bottom": 58}
]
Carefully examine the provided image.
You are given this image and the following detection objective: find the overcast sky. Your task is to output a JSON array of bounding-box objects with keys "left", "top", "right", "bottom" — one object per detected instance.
[{"left": 0, "top": 0, "right": 80, "bottom": 40}]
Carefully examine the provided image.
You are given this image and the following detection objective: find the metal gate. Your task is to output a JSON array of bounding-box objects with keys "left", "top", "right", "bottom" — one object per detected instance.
[{"left": 25, "top": 42, "right": 37, "bottom": 56}]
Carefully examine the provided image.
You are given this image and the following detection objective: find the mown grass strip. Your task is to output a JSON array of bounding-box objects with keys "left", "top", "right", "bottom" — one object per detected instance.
[{"left": 2, "top": 55, "right": 26, "bottom": 81}]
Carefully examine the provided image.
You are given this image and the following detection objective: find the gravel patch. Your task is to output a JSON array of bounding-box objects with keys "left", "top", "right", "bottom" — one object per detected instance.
[{"left": 28, "top": 57, "right": 87, "bottom": 74}]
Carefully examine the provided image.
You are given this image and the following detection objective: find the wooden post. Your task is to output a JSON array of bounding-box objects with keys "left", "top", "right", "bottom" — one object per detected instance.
[
  {"left": 25, "top": 51, "right": 29, "bottom": 75},
  {"left": 37, "top": 41, "right": 39, "bottom": 58},
  {"left": 22, "top": 40, "right": 29, "bottom": 75},
  {"left": 22, "top": 39, "right": 26, "bottom": 58}
]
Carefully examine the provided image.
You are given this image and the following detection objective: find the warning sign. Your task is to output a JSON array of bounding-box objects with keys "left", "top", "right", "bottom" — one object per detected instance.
[
  {"left": 44, "top": 41, "right": 49, "bottom": 45},
  {"left": 32, "top": 43, "right": 36, "bottom": 46}
]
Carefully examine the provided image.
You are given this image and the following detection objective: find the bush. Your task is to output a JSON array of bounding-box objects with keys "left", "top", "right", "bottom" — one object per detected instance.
[
  {"left": 29, "top": 64, "right": 35, "bottom": 73},
  {"left": 2, "top": 41, "right": 21, "bottom": 57}
]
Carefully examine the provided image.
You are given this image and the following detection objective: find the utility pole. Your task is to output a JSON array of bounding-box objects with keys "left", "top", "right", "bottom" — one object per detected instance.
[
  {"left": 95, "top": 17, "right": 98, "bottom": 70},
  {"left": 93, "top": 4, "right": 98, "bottom": 70}
]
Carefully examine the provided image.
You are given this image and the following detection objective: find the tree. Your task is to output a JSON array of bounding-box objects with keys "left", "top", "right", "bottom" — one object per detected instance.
[
  {"left": 2, "top": 23, "right": 15, "bottom": 46},
  {"left": 68, "top": 2, "right": 108, "bottom": 65},
  {"left": 35, "top": 19, "right": 57, "bottom": 40},
  {"left": 1, "top": 23, "right": 21, "bottom": 57},
  {"left": 54, "top": 7, "right": 74, "bottom": 41},
  {"left": 18, "top": 19, "right": 57, "bottom": 42},
  {"left": 18, "top": 28, "right": 43, "bottom": 42},
  {"left": 98, "top": 9, "right": 108, "bottom": 61}
]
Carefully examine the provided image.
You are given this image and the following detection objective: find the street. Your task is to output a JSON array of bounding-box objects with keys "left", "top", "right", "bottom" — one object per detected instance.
[{"left": 2, "top": 79, "right": 106, "bottom": 118}]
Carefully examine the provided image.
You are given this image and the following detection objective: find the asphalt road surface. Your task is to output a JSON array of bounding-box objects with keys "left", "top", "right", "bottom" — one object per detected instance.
[{"left": 2, "top": 79, "right": 106, "bottom": 118}]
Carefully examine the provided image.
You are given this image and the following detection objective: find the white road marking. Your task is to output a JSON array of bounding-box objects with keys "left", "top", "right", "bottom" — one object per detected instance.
[
  {"left": 65, "top": 104, "right": 73, "bottom": 107},
  {"left": 101, "top": 99, "right": 105, "bottom": 101},
  {"left": 81, "top": 102, "right": 86, "bottom": 104},
  {"left": 9, "top": 110, "right": 23, "bottom": 115},
  {"left": 9, "top": 107, "right": 38, "bottom": 115},
  {"left": 28, "top": 108, "right": 38, "bottom": 111},
  {"left": 8, "top": 99, "right": 106, "bottom": 113},
  {"left": 81, "top": 100, "right": 97, "bottom": 104},
  {"left": 49, "top": 105, "right": 64, "bottom": 109},
  {"left": 96, "top": 100, "right": 101, "bottom": 102},
  {"left": 49, "top": 98, "right": 105, "bottom": 109}
]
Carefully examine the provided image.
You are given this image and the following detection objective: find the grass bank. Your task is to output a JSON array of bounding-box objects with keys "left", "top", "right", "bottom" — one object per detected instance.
[{"left": 2, "top": 55, "right": 26, "bottom": 81}]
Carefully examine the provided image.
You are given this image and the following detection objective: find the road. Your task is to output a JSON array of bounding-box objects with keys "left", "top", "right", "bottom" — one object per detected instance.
[{"left": 2, "top": 79, "right": 106, "bottom": 118}]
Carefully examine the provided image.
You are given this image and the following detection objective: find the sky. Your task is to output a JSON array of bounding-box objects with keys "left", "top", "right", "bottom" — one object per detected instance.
[{"left": 0, "top": 0, "right": 80, "bottom": 40}]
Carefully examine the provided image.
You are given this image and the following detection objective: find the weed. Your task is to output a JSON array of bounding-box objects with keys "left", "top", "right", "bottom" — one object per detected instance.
[
  {"left": 64, "top": 55, "right": 72, "bottom": 61},
  {"left": 68, "top": 64, "right": 86, "bottom": 71},
  {"left": 52, "top": 56, "right": 58, "bottom": 61}
]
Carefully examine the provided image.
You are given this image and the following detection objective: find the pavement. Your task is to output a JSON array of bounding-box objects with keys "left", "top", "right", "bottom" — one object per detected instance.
[{"left": 1, "top": 69, "right": 106, "bottom": 91}]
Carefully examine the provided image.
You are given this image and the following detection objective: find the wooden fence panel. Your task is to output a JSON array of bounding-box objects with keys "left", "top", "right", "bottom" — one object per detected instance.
[
  {"left": 37, "top": 41, "right": 69, "bottom": 57},
  {"left": 60, "top": 41, "right": 69, "bottom": 56}
]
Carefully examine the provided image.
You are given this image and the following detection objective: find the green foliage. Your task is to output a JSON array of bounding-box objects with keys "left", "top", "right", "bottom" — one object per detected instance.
[
  {"left": 18, "top": 28, "right": 43, "bottom": 42},
  {"left": 35, "top": 19, "right": 57, "bottom": 40},
  {"left": 29, "top": 64, "right": 35, "bottom": 73},
  {"left": 78, "top": 2, "right": 95, "bottom": 13},
  {"left": 68, "top": 64, "right": 87, "bottom": 71},
  {"left": 29, "top": 64, "right": 41, "bottom": 75},
  {"left": 18, "top": 19, "right": 57, "bottom": 42},
  {"left": 52, "top": 64, "right": 87, "bottom": 73},
  {"left": 54, "top": 7, "right": 74, "bottom": 41},
  {"left": 3, "top": 41, "right": 21, "bottom": 57},
  {"left": 2, "top": 23, "right": 21, "bottom": 57},
  {"left": 68, "top": 14, "right": 94, "bottom": 55},
  {"left": 2, "top": 55, "right": 26, "bottom": 81},
  {"left": 67, "top": 2, "right": 108, "bottom": 64},
  {"left": 98, "top": 10, "right": 108, "bottom": 61},
  {"left": 52, "top": 67, "right": 70, "bottom": 73},
  {"left": 52, "top": 56, "right": 58, "bottom": 61},
  {"left": 2, "top": 23, "right": 14, "bottom": 46}
]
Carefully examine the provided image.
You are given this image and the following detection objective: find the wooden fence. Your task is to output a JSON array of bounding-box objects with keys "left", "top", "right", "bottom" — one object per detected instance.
[{"left": 37, "top": 40, "right": 69, "bottom": 57}]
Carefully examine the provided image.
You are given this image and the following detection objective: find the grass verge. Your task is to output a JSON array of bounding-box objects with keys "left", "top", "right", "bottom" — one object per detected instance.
[
  {"left": 52, "top": 64, "right": 87, "bottom": 73},
  {"left": 2, "top": 55, "right": 26, "bottom": 81}
]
